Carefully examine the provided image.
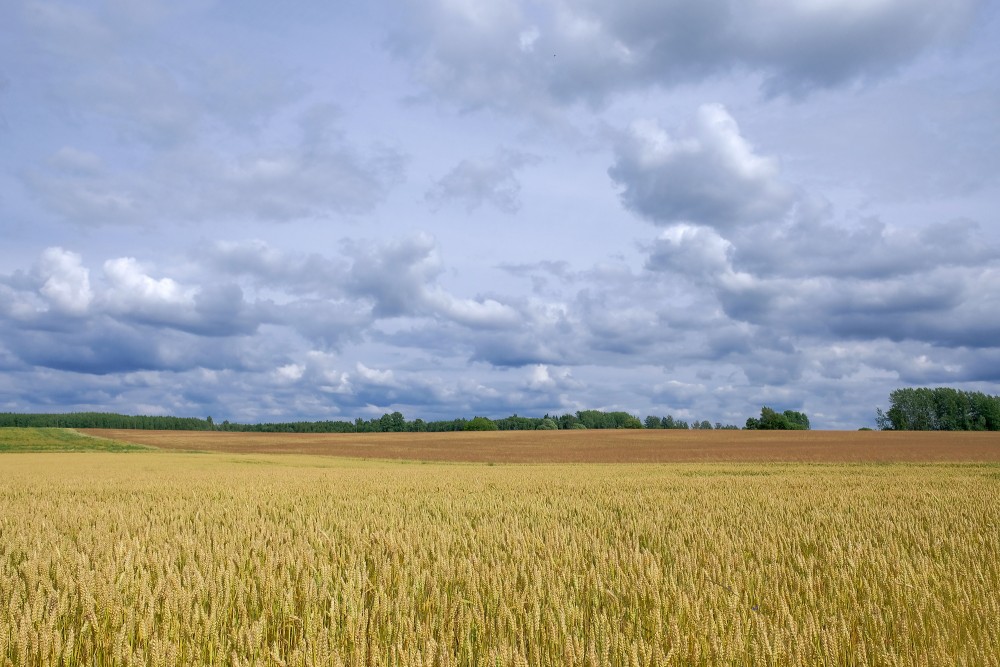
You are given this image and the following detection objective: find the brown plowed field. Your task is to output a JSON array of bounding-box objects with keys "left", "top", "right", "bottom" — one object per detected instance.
[{"left": 79, "top": 429, "right": 1000, "bottom": 463}]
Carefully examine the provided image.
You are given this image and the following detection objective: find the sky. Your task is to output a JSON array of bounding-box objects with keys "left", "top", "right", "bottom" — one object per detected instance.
[{"left": 1, "top": 0, "right": 999, "bottom": 429}]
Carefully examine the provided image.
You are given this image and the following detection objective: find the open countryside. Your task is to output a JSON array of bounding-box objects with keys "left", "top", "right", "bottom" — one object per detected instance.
[
  {"left": 81, "top": 427, "right": 1000, "bottom": 463},
  {"left": 2, "top": 428, "right": 1000, "bottom": 665}
]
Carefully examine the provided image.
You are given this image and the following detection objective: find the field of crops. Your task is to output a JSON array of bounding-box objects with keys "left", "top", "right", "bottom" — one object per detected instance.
[
  {"left": 79, "top": 427, "right": 1000, "bottom": 463},
  {"left": 2, "top": 444, "right": 999, "bottom": 666}
]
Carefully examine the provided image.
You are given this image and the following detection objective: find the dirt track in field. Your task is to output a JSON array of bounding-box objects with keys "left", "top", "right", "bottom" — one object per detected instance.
[{"left": 78, "top": 429, "right": 1000, "bottom": 463}]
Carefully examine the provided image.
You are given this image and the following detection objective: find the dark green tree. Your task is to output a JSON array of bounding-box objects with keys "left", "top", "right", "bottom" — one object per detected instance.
[
  {"left": 465, "top": 416, "right": 498, "bottom": 431},
  {"left": 745, "top": 406, "right": 810, "bottom": 430},
  {"left": 877, "top": 387, "right": 1000, "bottom": 430}
]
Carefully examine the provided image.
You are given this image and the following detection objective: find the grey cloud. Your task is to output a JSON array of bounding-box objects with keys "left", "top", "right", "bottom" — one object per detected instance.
[
  {"left": 8, "top": 247, "right": 95, "bottom": 317},
  {"left": 343, "top": 234, "right": 444, "bottom": 318},
  {"left": 209, "top": 236, "right": 523, "bottom": 336},
  {"left": 426, "top": 149, "right": 540, "bottom": 214},
  {"left": 195, "top": 55, "right": 309, "bottom": 133},
  {"left": 732, "top": 217, "right": 1000, "bottom": 280},
  {"left": 644, "top": 224, "right": 733, "bottom": 279},
  {"left": 736, "top": 339, "right": 805, "bottom": 386},
  {"left": 66, "top": 61, "right": 201, "bottom": 147},
  {"left": 203, "top": 240, "right": 347, "bottom": 296},
  {"left": 22, "top": 109, "right": 406, "bottom": 226},
  {"left": 856, "top": 342, "right": 1000, "bottom": 385},
  {"left": 13, "top": 3, "right": 404, "bottom": 228},
  {"left": 21, "top": 149, "right": 147, "bottom": 227},
  {"left": 644, "top": 221, "right": 1000, "bottom": 352},
  {"left": 391, "top": 0, "right": 981, "bottom": 113},
  {"left": 3, "top": 218, "right": 997, "bottom": 426},
  {"left": 738, "top": 1, "right": 980, "bottom": 97},
  {"left": 3, "top": 320, "right": 246, "bottom": 375},
  {"left": 575, "top": 288, "right": 661, "bottom": 355},
  {"left": 625, "top": 104, "right": 1000, "bottom": 356},
  {"left": 344, "top": 234, "right": 521, "bottom": 329},
  {"left": 268, "top": 300, "right": 373, "bottom": 351},
  {"left": 346, "top": 362, "right": 451, "bottom": 411},
  {"left": 17, "top": 1, "right": 307, "bottom": 146},
  {"left": 610, "top": 105, "right": 794, "bottom": 230},
  {"left": 470, "top": 332, "right": 573, "bottom": 369},
  {"left": 498, "top": 261, "right": 578, "bottom": 298},
  {"left": 1, "top": 238, "right": 530, "bottom": 384},
  {"left": 194, "top": 111, "right": 406, "bottom": 221},
  {"left": 523, "top": 363, "right": 583, "bottom": 394},
  {"left": 99, "top": 257, "right": 261, "bottom": 337}
]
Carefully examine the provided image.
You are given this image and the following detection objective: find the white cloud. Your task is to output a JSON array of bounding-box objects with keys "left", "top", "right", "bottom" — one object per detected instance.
[
  {"left": 429, "top": 292, "right": 522, "bottom": 329},
  {"left": 38, "top": 247, "right": 92, "bottom": 315},
  {"left": 610, "top": 104, "right": 794, "bottom": 230},
  {"left": 527, "top": 363, "right": 555, "bottom": 390},
  {"left": 355, "top": 362, "right": 395, "bottom": 386},
  {"left": 344, "top": 233, "right": 523, "bottom": 329},
  {"left": 525, "top": 364, "right": 580, "bottom": 393},
  {"left": 274, "top": 363, "right": 305, "bottom": 383},
  {"left": 103, "top": 257, "right": 192, "bottom": 309},
  {"left": 645, "top": 224, "right": 732, "bottom": 278}
]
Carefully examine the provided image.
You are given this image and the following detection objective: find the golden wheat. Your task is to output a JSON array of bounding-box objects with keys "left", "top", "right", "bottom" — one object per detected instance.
[{"left": 1, "top": 452, "right": 998, "bottom": 666}]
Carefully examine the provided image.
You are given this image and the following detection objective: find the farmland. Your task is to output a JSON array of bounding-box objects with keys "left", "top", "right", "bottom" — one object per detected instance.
[
  {"left": 0, "top": 428, "right": 150, "bottom": 453},
  {"left": 79, "top": 427, "right": 1000, "bottom": 463},
  {"left": 2, "top": 430, "right": 999, "bottom": 665}
]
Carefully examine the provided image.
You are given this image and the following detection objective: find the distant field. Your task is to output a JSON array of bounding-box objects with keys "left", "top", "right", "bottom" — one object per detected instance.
[
  {"left": 0, "top": 427, "right": 150, "bottom": 452},
  {"left": 2, "top": 452, "right": 998, "bottom": 666},
  {"left": 80, "top": 427, "right": 1000, "bottom": 462}
]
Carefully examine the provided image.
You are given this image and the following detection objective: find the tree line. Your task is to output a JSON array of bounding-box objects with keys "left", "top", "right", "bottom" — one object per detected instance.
[
  {"left": 0, "top": 412, "right": 216, "bottom": 430},
  {"left": 8, "top": 388, "right": 996, "bottom": 432},
  {"left": 1, "top": 409, "right": 744, "bottom": 432},
  {"left": 876, "top": 387, "right": 1000, "bottom": 431}
]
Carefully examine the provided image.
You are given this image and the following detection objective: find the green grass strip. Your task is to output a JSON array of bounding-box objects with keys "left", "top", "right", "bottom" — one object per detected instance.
[{"left": 0, "top": 427, "right": 151, "bottom": 452}]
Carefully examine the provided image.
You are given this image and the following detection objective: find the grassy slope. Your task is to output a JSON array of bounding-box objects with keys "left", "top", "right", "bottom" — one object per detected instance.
[{"left": 0, "top": 427, "right": 151, "bottom": 452}]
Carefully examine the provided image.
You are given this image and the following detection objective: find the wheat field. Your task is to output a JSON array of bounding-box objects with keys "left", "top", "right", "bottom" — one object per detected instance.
[
  {"left": 79, "top": 427, "right": 1000, "bottom": 463},
  {"left": 2, "top": 450, "right": 999, "bottom": 666}
]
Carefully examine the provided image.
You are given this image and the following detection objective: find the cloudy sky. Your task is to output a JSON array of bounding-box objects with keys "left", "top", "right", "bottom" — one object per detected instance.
[{"left": 1, "top": 0, "right": 998, "bottom": 428}]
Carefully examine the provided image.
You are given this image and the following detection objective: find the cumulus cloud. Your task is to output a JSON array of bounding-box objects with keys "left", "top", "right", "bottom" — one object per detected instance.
[
  {"left": 616, "top": 103, "right": 1000, "bottom": 360},
  {"left": 100, "top": 258, "right": 258, "bottom": 337},
  {"left": 2, "top": 225, "right": 999, "bottom": 427},
  {"left": 644, "top": 224, "right": 732, "bottom": 278},
  {"left": 38, "top": 247, "right": 93, "bottom": 316},
  {"left": 609, "top": 105, "right": 794, "bottom": 230},
  {"left": 734, "top": 216, "right": 1000, "bottom": 279},
  {"left": 645, "top": 219, "right": 1000, "bottom": 353},
  {"left": 103, "top": 257, "right": 194, "bottom": 311},
  {"left": 391, "top": 0, "right": 982, "bottom": 112},
  {"left": 203, "top": 240, "right": 346, "bottom": 297},
  {"left": 525, "top": 364, "right": 581, "bottom": 393},
  {"left": 426, "top": 149, "right": 540, "bottom": 214},
  {"left": 344, "top": 234, "right": 521, "bottom": 328},
  {"left": 0, "top": 238, "right": 527, "bottom": 380}
]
